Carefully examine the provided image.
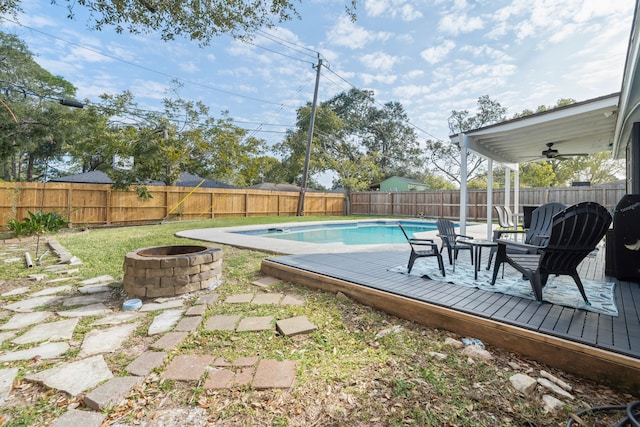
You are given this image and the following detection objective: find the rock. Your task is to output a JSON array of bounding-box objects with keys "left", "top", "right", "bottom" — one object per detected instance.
[
  {"left": 445, "top": 337, "right": 464, "bottom": 349},
  {"left": 461, "top": 345, "right": 494, "bottom": 361},
  {"left": 537, "top": 377, "right": 574, "bottom": 400},
  {"left": 375, "top": 325, "right": 403, "bottom": 339},
  {"left": 509, "top": 373, "right": 537, "bottom": 396},
  {"left": 335, "top": 292, "right": 350, "bottom": 302},
  {"left": 429, "top": 351, "right": 447, "bottom": 360},
  {"left": 540, "top": 370, "right": 572, "bottom": 391},
  {"left": 507, "top": 361, "right": 521, "bottom": 370},
  {"left": 542, "top": 394, "right": 565, "bottom": 413}
]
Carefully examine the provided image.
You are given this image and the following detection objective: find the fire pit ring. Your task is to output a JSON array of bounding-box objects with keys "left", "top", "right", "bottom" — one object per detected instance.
[{"left": 123, "top": 245, "right": 222, "bottom": 298}]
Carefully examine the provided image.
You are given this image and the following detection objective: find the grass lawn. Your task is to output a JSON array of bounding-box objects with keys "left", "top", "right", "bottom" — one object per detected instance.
[{"left": 0, "top": 216, "right": 634, "bottom": 426}]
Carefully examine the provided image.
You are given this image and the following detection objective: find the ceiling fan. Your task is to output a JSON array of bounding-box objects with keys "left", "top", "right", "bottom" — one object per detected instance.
[{"left": 540, "top": 142, "right": 588, "bottom": 160}]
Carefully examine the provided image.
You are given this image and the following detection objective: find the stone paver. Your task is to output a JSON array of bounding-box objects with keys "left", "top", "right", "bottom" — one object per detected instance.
[
  {"left": 30, "top": 285, "right": 73, "bottom": 296},
  {"left": 1, "top": 286, "right": 30, "bottom": 296},
  {"left": 205, "top": 315, "right": 240, "bottom": 331},
  {"left": 148, "top": 309, "right": 184, "bottom": 335},
  {"left": 151, "top": 332, "right": 188, "bottom": 351},
  {"left": 236, "top": 316, "right": 273, "bottom": 332},
  {"left": 0, "top": 368, "right": 19, "bottom": 403},
  {"left": 174, "top": 316, "right": 201, "bottom": 332},
  {"left": 224, "top": 293, "right": 254, "bottom": 304},
  {"left": 91, "top": 312, "right": 143, "bottom": 326},
  {"left": 126, "top": 351, "right": 167, "bottom": 376},
  {"left": 252, "top": 359, "right": 297, "bottom": 389},
  {"left": 163, "top": 355, "right": 214, "bottom": 381},
  {"left": 79, "top": 322, "right": 140, "bottom": 357},
  {"left": 25, "top": 355, "right": 113, "bottom": 396},
  {"left": 84, "top": 376, "right": 144, "bottom": 410},
  {"left": 185, "top": 305, "right": 206, "bottom": 316},
  {"left": 62, "top": 292, "right": 111, "bottom": 307},
  {"left": 78, "top": 284, "right": 112, "bottom": 294},
  {"left": 0, "top": 341, "right": 69, "bottom": 362},
  {"left": 251, "top": 293, "right": 283, "bottom": 305},
  {"left": 194, "top": 293, "right": 219, "bottom": 305},
  {"left": 0, "top": 331, "right": 16, "bottom": 344},
  {"left": 204, "top": 369, "right": 235, "bottom": 389},
  {"left": 57, "top": 302, "right": 112, "bottom": 317},
  {"left": 276, "top": 315, "right": 318, "bottom": 337},
  {"left": 79, "top": 275, "right": 115, "bottom": 285},
  {"left": 12, "top": 317, "right": 79, "bottom": 344},
  {"left": 281, "top": 294, "right": 305, "bottom": 306},
  {"left": 3, "top": 295, "right": 62, "bottom": 312},
  {"left": 49, "top": 409, "right": 105, "bottom": 427},
  {"left": 251, "top": 276, "right": 280, "bottom": 288},
  {"left": 139, "top": 300, "right": 184, "bottom": 312},
  {"left": 0, "top": 311, "right": 52, "bottom": 330}
]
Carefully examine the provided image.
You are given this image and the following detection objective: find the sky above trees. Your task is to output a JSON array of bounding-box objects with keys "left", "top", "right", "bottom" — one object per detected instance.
[{"left": 2, "top": 0, "right": 634, "bottom": 156}]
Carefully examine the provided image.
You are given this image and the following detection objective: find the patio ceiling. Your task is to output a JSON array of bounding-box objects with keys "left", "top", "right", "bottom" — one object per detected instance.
[{"left": 450, "top": 92, "right": 620, "bottom": 166}]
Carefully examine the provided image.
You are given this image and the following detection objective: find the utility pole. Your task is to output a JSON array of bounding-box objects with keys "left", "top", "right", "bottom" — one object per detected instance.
[{"left": 296, "top": 55, "right": 322, "bottom": 216}]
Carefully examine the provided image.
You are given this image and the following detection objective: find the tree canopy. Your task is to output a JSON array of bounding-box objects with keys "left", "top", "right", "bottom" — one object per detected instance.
[{"left": 1, "top": 0, "right": 358, "bottom": 46}]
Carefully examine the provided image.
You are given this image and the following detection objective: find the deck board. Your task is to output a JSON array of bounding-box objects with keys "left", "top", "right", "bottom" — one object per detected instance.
[
  {"left": 261, "top": 247, "right": 640, "bottom": 393},
  {"left": 262, "top": 249, "right": 640, "bottom": 360}
]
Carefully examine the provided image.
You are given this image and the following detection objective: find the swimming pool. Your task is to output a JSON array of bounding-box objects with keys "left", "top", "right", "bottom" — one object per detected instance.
[
  {"left": 236, "top": 221, "right": 437, "bottom": 245},
  {"left": 176, "top": 218, "right": 479, "bottom": 255}
]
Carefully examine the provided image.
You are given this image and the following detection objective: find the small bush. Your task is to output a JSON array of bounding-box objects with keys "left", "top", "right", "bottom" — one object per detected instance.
[{"left": 6, "top": 210, "right": 69, "bottom": 237}]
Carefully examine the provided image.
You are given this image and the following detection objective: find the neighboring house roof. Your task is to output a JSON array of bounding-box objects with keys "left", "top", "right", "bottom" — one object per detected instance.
[
  {"left": 247, "top": 182, "right": 318, "bottom": 192},
  {"left": 50, "top": 171, "right": 236, "bottom": 188}
]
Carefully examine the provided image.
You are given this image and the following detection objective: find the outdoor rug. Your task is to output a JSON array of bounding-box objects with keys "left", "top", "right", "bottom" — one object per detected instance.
[{"left": 388, "top": 260, "right": 618, "bottom": 316}]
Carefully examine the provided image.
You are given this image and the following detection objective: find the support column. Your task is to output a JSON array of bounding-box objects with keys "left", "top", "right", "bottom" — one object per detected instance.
[
  {"left": 459, "top": 134, "right": 469, "bottom": 234},
  {"left": 486, "top": 159, "right": 493, "bottom": 239}
]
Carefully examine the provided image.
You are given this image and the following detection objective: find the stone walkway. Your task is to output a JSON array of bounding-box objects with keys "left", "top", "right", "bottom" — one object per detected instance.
[{"left": 0, "top": 240, "right": 317, "bottom": 426}]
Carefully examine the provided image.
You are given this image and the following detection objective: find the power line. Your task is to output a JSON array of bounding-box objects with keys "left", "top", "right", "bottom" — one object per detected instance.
[{"left": 5, "top": 18, "right": 290, "bottom": 107}]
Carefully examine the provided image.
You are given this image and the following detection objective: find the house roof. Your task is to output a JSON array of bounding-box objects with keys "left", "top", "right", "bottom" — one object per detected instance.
[
  {"left": 449, "top": 92, "right": 620, "bottom": 166},
  {"left": 50, "top": 171, "right": 236, "bottom": 188},
  {"left": 247, "top": 182, "right": 317, "bottom": 192}
]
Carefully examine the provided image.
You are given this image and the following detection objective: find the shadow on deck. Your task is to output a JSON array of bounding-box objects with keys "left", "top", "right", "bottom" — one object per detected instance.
[{"left": 261, "top": 247, "right": 640, "bottom": 395}]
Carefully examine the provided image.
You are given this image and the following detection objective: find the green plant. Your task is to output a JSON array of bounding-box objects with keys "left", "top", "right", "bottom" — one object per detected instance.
[{"left": 7, "top": 210, "right": 69, "bottom": 237}]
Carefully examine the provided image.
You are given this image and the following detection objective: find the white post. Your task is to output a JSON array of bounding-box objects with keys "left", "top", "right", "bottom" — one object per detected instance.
[
  {"left": 459, "top": 134, "right": 468, "bottom": 235},
  {"left": 486, "top": 159, "right": 493, "bottom": 240},
  {"left": 514, "top": 166, "right": 520, "bottom": 227},
  {"left": 505, "top": 167, "right": 511, "bottom": 210}
]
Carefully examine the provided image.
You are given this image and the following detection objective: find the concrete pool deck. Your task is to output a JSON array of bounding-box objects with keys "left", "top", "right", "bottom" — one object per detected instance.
[{"left": 176, "top": 219, "right": 494, "bottom": 255}]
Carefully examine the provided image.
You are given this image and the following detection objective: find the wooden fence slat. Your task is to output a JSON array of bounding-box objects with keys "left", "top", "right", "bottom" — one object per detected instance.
[
  {"left": 351, "top": 186, "right": 626, "bottom": 220},
  {"left": 0, "top": 183, "right": 346, "bottom": 228}
]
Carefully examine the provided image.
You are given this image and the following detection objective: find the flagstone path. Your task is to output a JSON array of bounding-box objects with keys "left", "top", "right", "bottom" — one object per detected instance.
[{"left": 0, "top": 238, "right": 318, "bottom": 426}]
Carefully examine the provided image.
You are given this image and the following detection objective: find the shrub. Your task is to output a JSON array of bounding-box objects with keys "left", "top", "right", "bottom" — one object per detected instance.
[{"left": 7, "top": 210, "right": 69, "bottom": 237}]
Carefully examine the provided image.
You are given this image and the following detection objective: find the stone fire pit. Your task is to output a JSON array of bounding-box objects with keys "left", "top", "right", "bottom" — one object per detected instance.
[{"left": 123, "top": 245, "right": 222, "bottom": 298}]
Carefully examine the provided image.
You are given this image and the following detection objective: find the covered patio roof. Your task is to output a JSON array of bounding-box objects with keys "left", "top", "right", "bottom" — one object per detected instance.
[{"left": 450, "top": 92, "right": 620, "bottom": 167}]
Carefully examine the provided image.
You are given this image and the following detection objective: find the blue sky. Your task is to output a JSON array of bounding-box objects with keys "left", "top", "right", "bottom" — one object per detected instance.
[{"left": 3, "top": 0, "right": 635, "bottom": 178}]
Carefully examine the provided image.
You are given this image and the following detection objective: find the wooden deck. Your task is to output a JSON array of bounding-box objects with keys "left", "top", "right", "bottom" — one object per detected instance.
[{"left": 261, "top": 248, "right": 640, "bottom": 394}]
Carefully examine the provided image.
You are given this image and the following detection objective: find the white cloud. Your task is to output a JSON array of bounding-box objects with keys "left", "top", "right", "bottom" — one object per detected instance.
[
  {"left": 327, "top": 16, "right": 393, "bottom": 49},
  {"left": 359, "top": 51, "right": 400, "bottom": 73},
  {"left": 359, "top": 73, "right": 398, "bottom": 85},
  {"left": 178, "top": 62, "right": 199, "bottom": 73},
  {"left": 438, "top": 13, "right": 484, "bottom": 36},
  {"left": 420, "top": 40, "right": 456, "bottom": 64},
  {"left": 364, "top": 0, "right": 423, "bottom": 21}
]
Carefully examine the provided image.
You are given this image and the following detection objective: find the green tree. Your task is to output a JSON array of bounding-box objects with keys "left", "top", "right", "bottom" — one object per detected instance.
[
  {"left": 0, "top": 31, "right": 79, "bottom": 181},
  {"left": 1, "top": 1, "right": 358, "bottom": 46},
  {"left": 426, "top": 95, "right": 507, "bottom": 187}
]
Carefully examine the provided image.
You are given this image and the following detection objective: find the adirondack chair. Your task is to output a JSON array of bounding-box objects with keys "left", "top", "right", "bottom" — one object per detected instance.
[
  {"left": 435, "top": 219, "right": 473, "bottom": 266},
  {"left": 398, "top": 224, "right": 445, "bottom": 276},
  {"left": 487, "top": 202, "right": 567, "bottom": 269},
  {"left": 490, "top": 202, "right": 612, "bottom": 304}
]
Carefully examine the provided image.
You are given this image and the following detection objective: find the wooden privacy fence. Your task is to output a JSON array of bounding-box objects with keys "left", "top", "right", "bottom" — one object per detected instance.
[
  {"left": 0, "top": 182, "right": 346, "bottom": 228},
  {"left": 351, "top": 186, "right": 627, "bottom": 220}
]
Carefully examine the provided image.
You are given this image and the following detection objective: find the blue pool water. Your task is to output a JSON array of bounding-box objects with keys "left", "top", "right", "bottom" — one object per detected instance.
[{"left": 236, "top": 221, "right": 437, "bottom": 245}]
